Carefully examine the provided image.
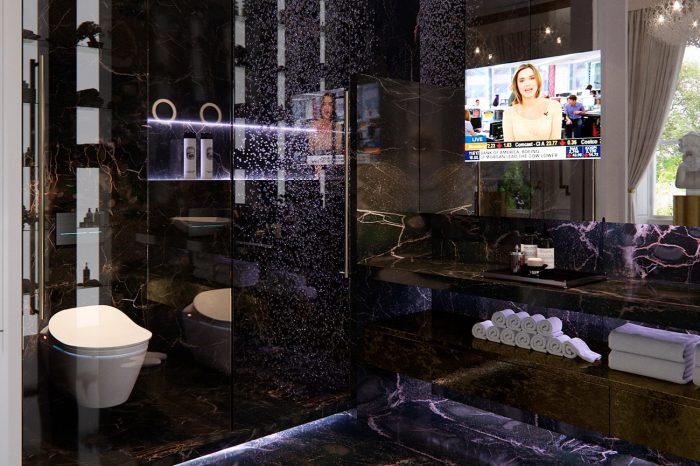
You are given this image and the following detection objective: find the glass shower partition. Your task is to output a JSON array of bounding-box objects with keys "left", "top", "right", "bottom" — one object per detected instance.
[
  {"left": 21, "top": 0, "right": 236, "bottom": 464},
  {"left": 21, "top": 0, "right": 354, "bottom": 463}
]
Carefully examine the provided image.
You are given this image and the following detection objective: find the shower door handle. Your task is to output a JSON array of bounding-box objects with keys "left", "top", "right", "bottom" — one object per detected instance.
[
  {"left": 343, "top": 90, "right": 350, "bottom": 279},
  {"left": 37, "top": 54, "right": 46, "bottom": 321}
]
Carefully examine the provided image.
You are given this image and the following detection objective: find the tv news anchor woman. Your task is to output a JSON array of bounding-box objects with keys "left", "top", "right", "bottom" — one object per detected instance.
[{"left": 502, "top": 63, "right": 563, "bottom": 142}]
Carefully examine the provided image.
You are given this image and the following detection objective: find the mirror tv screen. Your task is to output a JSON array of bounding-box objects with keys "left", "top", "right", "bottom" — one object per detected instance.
[{"left": 465, "top": 50, "right": 601, "bottom": 162}]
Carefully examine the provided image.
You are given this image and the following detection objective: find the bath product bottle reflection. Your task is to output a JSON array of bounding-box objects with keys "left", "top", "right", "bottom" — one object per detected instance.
[
  {"left": 83, "top": 262, "right": 90, "bottom": 284},
  {"left": 200, "top": 132, "right": 213, "bottom": 179},
  {"left": 510, "top": 245, "right": 524, "bottom": 273},
  {"left": 537, "top": 231, "right": 555, "bottom": 269},
  {"left": 183, "top": 131, "right": 197, "bottom": 179},
  {"left": 520, "top": 227, "right": 538, "bottom": 261}
]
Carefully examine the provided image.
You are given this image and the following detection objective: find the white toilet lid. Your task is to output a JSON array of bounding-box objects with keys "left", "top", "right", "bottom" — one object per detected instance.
[
  {"left": 48, "top": 305, "right": 152, "bottom": 349},
  {"left": 193, "top": 288, "right": 232, "bottom": 323}
]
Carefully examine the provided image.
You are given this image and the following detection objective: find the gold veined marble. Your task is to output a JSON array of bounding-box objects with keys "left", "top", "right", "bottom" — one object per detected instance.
[{"left": 611, "top": 389, "right": 700, "bottom": 462}]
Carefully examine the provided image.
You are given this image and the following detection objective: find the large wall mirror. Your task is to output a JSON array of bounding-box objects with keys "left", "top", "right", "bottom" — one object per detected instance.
[{"left": 458, "top": 0, "right": 700, "bottom": 226}]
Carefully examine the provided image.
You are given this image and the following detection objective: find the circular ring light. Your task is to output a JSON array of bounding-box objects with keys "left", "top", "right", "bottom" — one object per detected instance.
[
  {"left": 199, "top": 102, "right": 223, "bottom": 124},
  {"left": 151, "top": 98, "right": 177, "bottom": 121}
]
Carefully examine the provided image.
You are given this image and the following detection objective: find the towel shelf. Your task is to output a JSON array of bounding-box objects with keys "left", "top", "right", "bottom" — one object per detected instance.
[{"left": 362, "top": 310, "right": 700, "bottom": 462}]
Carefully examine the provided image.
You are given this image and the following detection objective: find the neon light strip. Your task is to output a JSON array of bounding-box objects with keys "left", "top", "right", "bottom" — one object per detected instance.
[
  {"left": 59, "top": 230, "right": 102, "bottom": 236},
  {"left": 146, "top": 118, "right": 318, "bottom": 133},
  {"left": 178, "top": 412, "right": 350, "bottom": 465},
  {"left": 51, "top": 344, "right": 147, "bottom": 359}
]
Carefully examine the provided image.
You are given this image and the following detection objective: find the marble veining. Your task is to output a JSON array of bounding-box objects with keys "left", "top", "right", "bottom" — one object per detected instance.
[
  {"left": 360, "top": 322, "right": 700, "bottom": 464},
  {"left": 180, "top": 399, "right": 661, "bottom": 466}
]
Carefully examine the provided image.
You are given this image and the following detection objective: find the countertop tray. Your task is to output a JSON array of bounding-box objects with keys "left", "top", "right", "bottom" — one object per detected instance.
[{"left": 482, "top": 268, "right": 607, "bottom": 288}]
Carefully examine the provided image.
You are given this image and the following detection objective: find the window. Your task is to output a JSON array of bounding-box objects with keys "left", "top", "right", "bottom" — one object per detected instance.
[{"left": 636, "top": 45, "right": 700, "bottom": 222}]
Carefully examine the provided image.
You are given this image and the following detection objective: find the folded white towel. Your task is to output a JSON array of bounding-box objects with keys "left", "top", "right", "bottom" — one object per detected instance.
[
  {"left": 546, "top": 334, "right": 571, "bottom": 356},
  {"left": 500, "top": 328, "right": 516, "bottom": 346},
  {"left": 695, "top": 372, "right": 700, "bottom": 386},
  {"left": 506, "top": 311, "right": 530, "bottom": 331},
  {"left": 531, "top": 334, "right": 549, "bottom": 353},
  {"left": 563, "top": 337, "right": 602, "bottom": 363},
  {"left": 522, "top": 314, "right": 545, "bottom": 333},
  {"left": 608, "top": 323, "right": 700, "bottom": 364},
  {"left": 537, "top": 317, "right": 563, "bottom": 336},
  {"left": 486, "top": 326, "right": 501, "bottom": 343},
  {"left": 515, "top": 331, "right": 532, "bottom": 350},
  {"left": 609, "top": 350, "right": 693, "bottom": 384},
  {"left": 491, "top": 309, "right": 515, "bottom": 328},
  {"left": 472, "top": 320, "right": 494, "bottom": 340}
]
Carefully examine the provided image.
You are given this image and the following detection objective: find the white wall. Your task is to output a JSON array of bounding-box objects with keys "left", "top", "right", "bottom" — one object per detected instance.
[
  {"left": 1, "top": 0, "right": 23, "bottom": 464},
  {"left": 595, "top": 0, "right": 628, "bottom": 223}
]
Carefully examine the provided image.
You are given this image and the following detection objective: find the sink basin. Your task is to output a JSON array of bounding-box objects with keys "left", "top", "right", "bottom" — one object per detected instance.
[{"left": 170, "top": 217, "right": 231, "bottom": 237}]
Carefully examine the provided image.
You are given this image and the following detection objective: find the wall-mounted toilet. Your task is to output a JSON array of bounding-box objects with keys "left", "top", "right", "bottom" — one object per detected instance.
[
  {"left": 39, "top": 305, "right": 152, "bottom": 409},
  {"left": 182, "top": 288, "right": 231, "bottom": 374}
]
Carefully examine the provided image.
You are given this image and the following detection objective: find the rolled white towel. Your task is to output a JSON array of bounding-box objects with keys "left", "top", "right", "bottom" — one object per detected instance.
[
  {"left": 609, "top": 323, "right": 700, "bottom": 364},
  {"left": 500, "top": 328, "right": 516, "bottom": 346},
  {"left": 609, "top": 350, "right": 693, "bottom": 384},
  {"left": 546, "top": 334, "right": 571, "bottom": 356},
  {"left": 537, "top": 317, "right": 563, "bottom": 336},
  {"left": 563, "top": 337, "right": 602, "bottom": 363},
  {"left": 522, "top": 314, "right": 546, "bottom": 333},
  {"left": 515, "top": 331, "right": 532, "bottom": 350},
  {"left": 505, "top": 311, "right": 530, "bottom": 331},
  {"left": 472, "top": 320, "right": 494, "bottom": 340},
  {"left": 492, "top": 309, "right": 515, "bottom": 328},
  {"left": 486, "top": 326, "right": 501, "bottom": 343},
  {"left": 531, "top": 334, "right": 548, "bottom": 353},
  {"left": 696, "top": 345, "right": 700, "bottom": 367},
  {"left": 695, "top": 372, "right": 700, "bottom": 386}
]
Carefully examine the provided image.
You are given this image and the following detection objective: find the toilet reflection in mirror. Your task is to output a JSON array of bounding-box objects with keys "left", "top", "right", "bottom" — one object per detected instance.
[{"left": 182, "top": 288, "right": 232, "bottom": 374}]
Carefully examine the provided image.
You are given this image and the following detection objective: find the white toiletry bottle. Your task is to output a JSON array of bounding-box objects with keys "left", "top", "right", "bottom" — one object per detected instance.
[
  {"left": 520, "top": 227, "right": 538, "bottom": 261},
  {"left": 200, "top": 132, "right": 213, "bottom": 179},
  {"left": 183, "top": 131, "right": 197, "bottom": 179},
  {"left": 537, "top": 230, "right": 555, "bottom": 270}
]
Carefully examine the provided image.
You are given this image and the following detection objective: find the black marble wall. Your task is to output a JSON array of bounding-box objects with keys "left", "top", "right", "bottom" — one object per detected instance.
[{"left": 359, "top": 211, "right": 700, "bottom": 285}]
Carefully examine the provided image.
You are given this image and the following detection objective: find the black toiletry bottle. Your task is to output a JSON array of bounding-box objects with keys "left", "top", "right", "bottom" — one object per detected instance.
[
  {"left": 520, "top": 227, "right": 538, "bottom": 261},
  {"left": 537, "top": 230, "right": 555, "bottom": 270},
  {"left": 86, "top": 208, "right": 94, "bottom": 227},
  {"left": 83, "top": 262, "right": 90, "bottom": 284}
]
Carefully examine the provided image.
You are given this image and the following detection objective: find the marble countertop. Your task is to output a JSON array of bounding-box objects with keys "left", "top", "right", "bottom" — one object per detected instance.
[{"left": 358, "top": 256, "right": 700, "bottom": 332}]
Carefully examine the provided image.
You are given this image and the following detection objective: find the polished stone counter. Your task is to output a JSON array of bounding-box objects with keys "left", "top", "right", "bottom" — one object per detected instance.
[
  {"left": 361, "top": 310, "right": 700, "bottom": 462},
  {"left": 359, "top": 256, "right": 700, "bottom": 332}
]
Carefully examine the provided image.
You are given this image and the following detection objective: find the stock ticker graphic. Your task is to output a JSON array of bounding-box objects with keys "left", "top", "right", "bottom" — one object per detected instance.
[{"left": 465, "top": 136, "right": 601, "bottom": 162}]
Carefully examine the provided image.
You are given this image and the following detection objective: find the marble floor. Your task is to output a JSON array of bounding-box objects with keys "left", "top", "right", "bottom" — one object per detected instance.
[
  {"left": 180, "top": 397, "right": 671, "bottom": 466},
  {"left": 22, "top": 338, "right": 348, "bottom": 466}
]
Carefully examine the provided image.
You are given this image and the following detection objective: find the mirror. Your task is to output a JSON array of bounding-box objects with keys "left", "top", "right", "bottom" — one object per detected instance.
[{"left": 460, "top": 0, "right": 700, "bottom": 226}]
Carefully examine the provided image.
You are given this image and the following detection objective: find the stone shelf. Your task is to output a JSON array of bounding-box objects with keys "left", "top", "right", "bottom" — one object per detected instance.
[
  {"left": 361, "top": 310, "right": 700, "bottom": 462},
  {"left": 359, "top": 256, "right": 700, "bottom": 332}
]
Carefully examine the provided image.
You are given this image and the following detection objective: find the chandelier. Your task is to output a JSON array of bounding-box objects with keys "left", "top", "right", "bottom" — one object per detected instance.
[{"left": 648, "top": 0, "right": 700, "bottom": 47}]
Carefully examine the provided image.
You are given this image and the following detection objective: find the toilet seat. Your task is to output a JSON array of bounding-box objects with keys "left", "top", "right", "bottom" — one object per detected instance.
[
  {"left": 48, "top": 305, "right": 152, "bottom": 350},
  {"left": 193, "top": 288, "right": 232, "bottom": 323}
]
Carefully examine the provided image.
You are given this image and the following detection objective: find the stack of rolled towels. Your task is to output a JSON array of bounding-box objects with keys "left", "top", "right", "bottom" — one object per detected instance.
[
  {"left": 471, "top": 309, "right": 601, "bottom": 363},
  {"left": 608, "top": 323, "right": 700, "bottom": 384}
]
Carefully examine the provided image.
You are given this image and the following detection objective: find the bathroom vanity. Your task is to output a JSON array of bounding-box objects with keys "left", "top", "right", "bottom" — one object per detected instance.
[{"left": 356, "top": 254, "right": 700, "bottom": 461}]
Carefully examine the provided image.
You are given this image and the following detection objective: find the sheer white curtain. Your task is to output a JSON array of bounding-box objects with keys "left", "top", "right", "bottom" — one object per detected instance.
[{"left": 627, "top": 8, "right": 685, "bottom": 222}]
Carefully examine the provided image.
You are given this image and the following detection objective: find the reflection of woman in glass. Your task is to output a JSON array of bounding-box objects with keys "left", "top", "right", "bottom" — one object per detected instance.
[
  {"left": 502, "top": 64, "right": 562, "bottom": 142},
  {"left": 309, "top": 92, "right": 342, "bottom": 154},
  {"left": 465, "top": 108, "right": 477, "bottom": 136}
]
